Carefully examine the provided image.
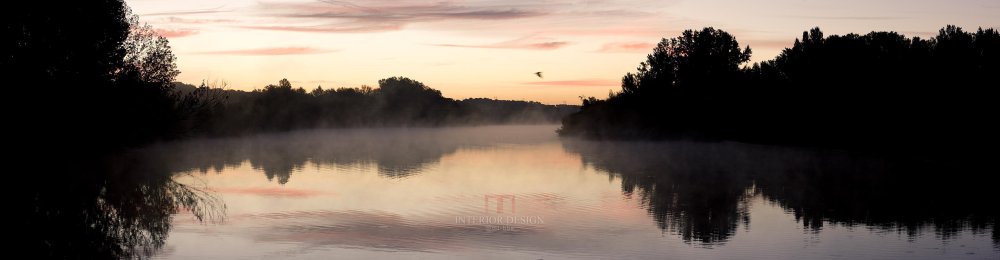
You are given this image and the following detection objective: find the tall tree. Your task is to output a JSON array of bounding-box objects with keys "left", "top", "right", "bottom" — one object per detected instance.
[{"left": 621, "top": 27, "right": 750, "bottom": 96}]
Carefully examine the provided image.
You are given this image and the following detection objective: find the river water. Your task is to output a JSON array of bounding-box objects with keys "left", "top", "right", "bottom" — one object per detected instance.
[{"left": 133, "top": 125, "right": 997, "bottom": 259}]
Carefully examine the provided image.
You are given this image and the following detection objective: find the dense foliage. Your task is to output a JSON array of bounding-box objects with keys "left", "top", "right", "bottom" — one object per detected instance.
[
  {"left": 175, "top": 78, "right": 576, "bottom": 136},
  {"left": 559, "top": 26, "right": 999, "bottom": 150}
]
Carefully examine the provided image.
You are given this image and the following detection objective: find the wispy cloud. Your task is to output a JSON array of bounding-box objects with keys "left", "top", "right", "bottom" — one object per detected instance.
[
  {"left": 434, "top": 42, "right": 570, "bottom": 50},
  {"left": 141, "top": 6, "right": 229, "bottom": 16},
  {"left": 565, "top": 9, "right": 659, "bottom": 17},
  {"left": 432, "top": 35, "right": 570, "bottom": 50},
  {"left": 243, "top": 1, "right": 546, "bottom": 33},
  {"left": 162, "top": 17, "right": 237, "bottom": 25},
  {"left": 547, "top": 27, "right": 662, "bottom": 37},
  {"left": 237, "top": 24, "right": 402, "bottom": 33},
  {"left": 192, "top": 47, "right": 336, "bottom": 56},
  {"left": 522, "top": 79, "right": 619, "bottom": 87},
  {"left": 596, "top": 42, "right": 655, "bottom": 52},
  {"left": 272, "top": 1, "right": 544, "bottom": 20},
  {"left": 153, "top": 28, "right": 199, "bottom": 38}
]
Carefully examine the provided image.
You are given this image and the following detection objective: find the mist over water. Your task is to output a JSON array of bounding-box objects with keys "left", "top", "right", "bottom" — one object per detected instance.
[
  {"left": 143, "top": 125, "right": 559, "bottom": 181},
  {"left": 126, "top": 125, "right": 997, "bottom": 259},
  {"left": 14, "top": 2, "right": 998, "bottom": 259}
]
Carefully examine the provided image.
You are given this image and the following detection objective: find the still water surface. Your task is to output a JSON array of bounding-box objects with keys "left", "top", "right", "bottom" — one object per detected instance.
[{"left": 139, "top": 125, "right": 996, "bottom": 259}]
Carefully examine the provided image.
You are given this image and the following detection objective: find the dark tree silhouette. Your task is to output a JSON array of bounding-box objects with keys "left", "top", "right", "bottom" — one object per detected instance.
[
  {"left": 183, "top": 77, "right": 577, "bottom": 136},
  {"left": 620, "top": 27, "right": 750, "bottom": 96},
  {"left": 8, "top": 2, "right": 223, "bottom": 259},
  {"left": 7, "top": 1, "right": 192, "bottom": 151},
  {"left": 559, "top": 26, "right": 999, "bottom": 151},
  {"left": 374, "top": 76, "right": 456, "bottom": 125},
  {"left": 121, "top": 18, "right": 181, "bottom": 87},
  {"left": 561, "top": 27, "right": 752, "bottom": 140}
]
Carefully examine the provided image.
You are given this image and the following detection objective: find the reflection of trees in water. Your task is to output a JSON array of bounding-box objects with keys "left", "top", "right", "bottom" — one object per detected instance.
[
  {"left": 562, "top": 139, "right": 998, "bottom": 247},
  {"left": 147, "top": 126, "right": 557, "bottom": 183},
  {"left": 25, "top": 154, "right": 223, "bottom": 259},
  {"left": 753, "top": 153, "right": 998, "bottom": 243},
  {"left": 563, "top": 140, "right": 756, "bottom": 245}
]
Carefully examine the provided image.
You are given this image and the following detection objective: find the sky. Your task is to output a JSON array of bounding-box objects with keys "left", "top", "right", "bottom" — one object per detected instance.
[{"left": 127, "top": 0, "right": 999, "bottom": 104}]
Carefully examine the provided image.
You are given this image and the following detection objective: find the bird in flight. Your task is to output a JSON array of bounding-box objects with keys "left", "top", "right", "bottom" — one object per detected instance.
[{"left": 534, "top": 72, "right": 543, "bottom": 78}]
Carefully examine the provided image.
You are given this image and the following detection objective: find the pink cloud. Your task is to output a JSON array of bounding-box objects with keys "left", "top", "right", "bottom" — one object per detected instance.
[
  {"left": 596, "top": 42, "right": 655, "bottom": 52},
  {"left": 433, "top": 35, "right": 571, "bottom": 50},
  {"left": 241, "top": 1, "right": 545, "bottom": 34},
  {"left": 192, "top": 47, "right": 336, "bottom": 56},
  {"left": 163, "top": 17, "right": 237, "bottom": 24},
  {"left": 524, "top": 42, "right": 571, "bottom": 49},
  {"left": 264, "top": 1, "right": 544, "bottom": 21},
  {"left": 549, "top": 27, "right": 662, "bottom": 37},
  {"left": 435, "top": 42, "right": 570, "bottom": 50},
  {"left": 140, "top": 6, "right": 228, "bottom": 16},
  {"left": 237, "top": 24, "right": 402, "bottom": 33},
  {"left": 153, "top": 28, "right": 199, "bottom": 38},
  {"left": 522, "top": 79, "right": 619, "bottom": 87}
]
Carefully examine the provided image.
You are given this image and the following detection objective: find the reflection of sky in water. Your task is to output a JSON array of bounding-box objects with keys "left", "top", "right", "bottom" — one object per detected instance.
[{"left": 152, "top": 125, "right": 998, "bottom": 259}]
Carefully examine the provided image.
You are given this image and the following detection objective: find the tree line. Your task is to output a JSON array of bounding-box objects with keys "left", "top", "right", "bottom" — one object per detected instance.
[
  {"left": 558, "top": 26, "right": 999, "bottom": 150},
  {"left": 175, "top": 77, "right": 576, "bottom": 136}
]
